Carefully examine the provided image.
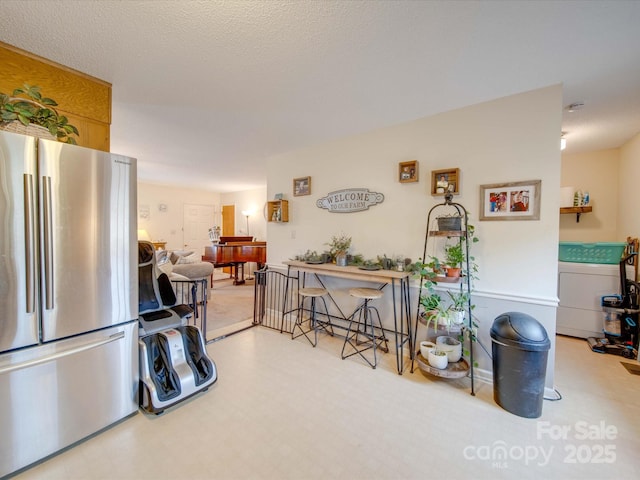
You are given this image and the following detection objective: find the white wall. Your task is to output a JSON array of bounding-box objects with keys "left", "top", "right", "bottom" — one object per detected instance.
[
  {"left": 619, "top": 131, "right": 640, "bottom": 242},
  {"left": 137, "top": 183, "right": 268, "bottom": 249},
  {"left": 221, "top": 187, "right": 268, "bottom": 240},
  {"left": 137, "top": 182, "right": 221, "bottom": 250},
  {"left": 559, "top": 131, "right": 640, "bottom": 244},
  {"left": 267, "top": 86, "right": 562, "bottom": 298},
  {"left": 560, "top": 148, "right": 620, "bottom": 241},
  {"left": 266, "top": 85, "right": 562, "bottom": 389}
]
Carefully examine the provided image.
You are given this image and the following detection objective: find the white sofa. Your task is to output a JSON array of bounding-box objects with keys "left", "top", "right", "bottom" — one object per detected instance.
[{"left": 156, "top": 249, "right": 213, "bottom": 283}]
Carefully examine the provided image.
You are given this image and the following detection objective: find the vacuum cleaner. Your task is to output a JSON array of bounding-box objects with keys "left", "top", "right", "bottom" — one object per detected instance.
[{"left": 587, "top": 252, "right": 639, "bottom": 359}]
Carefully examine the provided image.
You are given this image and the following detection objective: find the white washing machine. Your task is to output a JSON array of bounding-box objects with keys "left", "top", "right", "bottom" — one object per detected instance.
[{"left": 557, "top": 261, "right": 632, "bottom": 338}]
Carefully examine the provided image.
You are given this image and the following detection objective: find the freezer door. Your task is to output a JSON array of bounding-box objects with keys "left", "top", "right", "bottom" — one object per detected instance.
[
  {"left": 38, "top": 139, "right": 138, "bottom": 341},
  {"left": 0, "top": 321, "right": 138, "bottom": 477},
  {"left": 0, "top": 131, "right": 40, "bottom": 353}
]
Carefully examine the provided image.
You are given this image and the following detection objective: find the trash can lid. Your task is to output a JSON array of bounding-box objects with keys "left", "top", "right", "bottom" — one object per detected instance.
[{"left": 490, "top": 312, "right": 551, "bottom": 351}]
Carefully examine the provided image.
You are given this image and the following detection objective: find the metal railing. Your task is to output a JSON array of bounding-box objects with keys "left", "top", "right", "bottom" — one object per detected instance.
[
  {"left": 172, "top": 279, "right": 208, "bottom": 337},
  {"left": 253, "top": 268, "right": 299, "bottom": 334}
]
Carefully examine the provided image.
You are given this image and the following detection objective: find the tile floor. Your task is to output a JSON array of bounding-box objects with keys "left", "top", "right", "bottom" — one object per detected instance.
[{"left": 13, "top": 328, "right": 640, "bottom": 480}]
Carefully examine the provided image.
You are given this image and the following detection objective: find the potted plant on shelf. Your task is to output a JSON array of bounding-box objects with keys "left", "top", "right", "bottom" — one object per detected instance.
[
  {"left": 436, "top": 335, "right": 463, "bottom": 363},
  {"left": 436, "top": 213, "right": 462, "bottom": 231},
  {"left": 0, "top": 84, "right": 79, "bottom": 144},
  {"left": 447, "top": 290, "right": 473, "bottom": 326},
  {"left": 427, "top": 349, "right": 449, "bottom": 369},
  {"left": 327, "top": 233, "right": 351, "bottom": 266},
  {"left": 443, "top": 242, "right": 465, "bottom": 277},
  {"left": 420, "top": 291, "right": 442, "bottom": 315},
  {"left": 419, "top": 291, "right": 454, "bottom": 334},
  {"left": 424, "top": 256, "right": 444, "bottom": 276}
]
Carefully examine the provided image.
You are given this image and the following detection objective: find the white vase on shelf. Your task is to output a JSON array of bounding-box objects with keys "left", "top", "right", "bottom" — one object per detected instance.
[
  {"left": 419, "top": 341, "right": 436, "bottom": 359},
  {"left": 436, "top": 335, "right": 462, "bottom": 363},
  {"left": 428, "top": 350, "right": 448, "bottom": 369}
]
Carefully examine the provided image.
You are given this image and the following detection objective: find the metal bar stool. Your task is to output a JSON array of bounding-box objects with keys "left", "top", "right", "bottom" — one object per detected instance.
[
  {"left": 292, "top": 287, "right": 334, "bottom": 347},
  {"left": 341, "top": 288, "right": 389, "bottom": 368}
]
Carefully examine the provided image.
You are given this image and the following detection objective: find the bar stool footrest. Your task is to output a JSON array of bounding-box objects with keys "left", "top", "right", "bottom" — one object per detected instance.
[{"left": 292, "top": 292, "right": 333, "bottom": 347}]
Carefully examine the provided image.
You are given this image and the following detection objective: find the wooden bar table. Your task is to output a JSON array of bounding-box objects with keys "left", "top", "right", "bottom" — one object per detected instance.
[{"left": 284, "top": 260, "right": 413, "bottom": 374}]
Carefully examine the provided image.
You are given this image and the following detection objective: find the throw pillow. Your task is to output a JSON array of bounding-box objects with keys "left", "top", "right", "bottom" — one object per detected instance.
[
  {"left": 170, "top": 250, "right": 194, "bottom": 264},
  {"left": 176, "top": 252, "right": 200, "bottom": 264}
]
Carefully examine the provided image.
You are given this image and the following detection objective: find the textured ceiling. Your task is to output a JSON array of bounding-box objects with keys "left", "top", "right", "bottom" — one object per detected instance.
[{"left": 1, "top": 0, "right": 639, "bottom": 192}]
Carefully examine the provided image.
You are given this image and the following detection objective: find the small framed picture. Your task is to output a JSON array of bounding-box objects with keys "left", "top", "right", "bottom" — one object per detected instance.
[
  {"left": 399, "top": 160, "right": 419, "bottom": 183},
  {"left": 431, "top": 168, "right": 460, "bottom": 195},
  {"left": 479, "top": 179, "right": 541, "bottom": 221},
  {"left": 293, "top": 176, "right": 311, "bottom": 196}
]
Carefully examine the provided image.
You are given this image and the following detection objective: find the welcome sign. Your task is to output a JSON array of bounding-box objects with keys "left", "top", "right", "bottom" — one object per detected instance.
[{"left": 316, "top": 188, "right": 384, "bottom": 213}]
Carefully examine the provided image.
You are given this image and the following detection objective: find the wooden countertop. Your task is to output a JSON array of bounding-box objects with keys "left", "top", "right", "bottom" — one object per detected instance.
[{"left": 284, "top": 260, "right": 411, "bottom": 283}]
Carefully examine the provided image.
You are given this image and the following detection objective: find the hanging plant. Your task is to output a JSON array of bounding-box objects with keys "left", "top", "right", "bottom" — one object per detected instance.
[
  {"left": 436, "top": 213, "right": 462, "bottom": 231},
  {"left": 0, "top": 84, "right": 79, "bottom": 144}
]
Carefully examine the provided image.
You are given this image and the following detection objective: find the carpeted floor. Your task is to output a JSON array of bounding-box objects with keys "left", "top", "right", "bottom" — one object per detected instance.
[{"left": 205, "top": 272, "right": 256, "bottom": 340}]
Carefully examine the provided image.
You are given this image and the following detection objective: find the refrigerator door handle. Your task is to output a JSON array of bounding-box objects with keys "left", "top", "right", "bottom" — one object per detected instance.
[
  {"left": 42, "top": 175, "right": 54, "bottom": 310},
  {"left": 23, "top": 174, "right": 36, "bottom": 314},
  {"left": 0, "top": 331, "right": 125, "bottom": 375}
]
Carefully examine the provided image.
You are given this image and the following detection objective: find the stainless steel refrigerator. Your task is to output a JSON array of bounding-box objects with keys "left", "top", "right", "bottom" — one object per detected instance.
[{"left": 0, "top": 130, "right": 139, "bottom": 477}]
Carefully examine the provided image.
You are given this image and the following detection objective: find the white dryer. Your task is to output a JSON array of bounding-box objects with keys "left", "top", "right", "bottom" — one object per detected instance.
[{"left": 557, "top": 261, "right": 632, "bottom": 338}]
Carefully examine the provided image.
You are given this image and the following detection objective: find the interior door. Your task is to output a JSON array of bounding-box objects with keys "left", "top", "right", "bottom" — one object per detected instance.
[
  {"left": 221, "top": 205, "right": 235, "bottom": 274},
  {"left": 222, "top": 205, "right": 235, "bottom": 236},
  {"left": 183, "top": 204, "right": 215, "bottom": 254}
]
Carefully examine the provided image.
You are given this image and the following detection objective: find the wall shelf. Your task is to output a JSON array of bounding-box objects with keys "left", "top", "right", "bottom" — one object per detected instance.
[
  {"left": 560, "top": 206, "right": 592, "bottom": 223},
  {"left": 267, "top": 199, "right": 289, "bottom": 223},
  {"left": 429, "top": 230, "right": 465, "bottom": 238}
]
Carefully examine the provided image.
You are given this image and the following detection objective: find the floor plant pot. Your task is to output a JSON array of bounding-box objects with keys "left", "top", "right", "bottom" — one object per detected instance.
[{"left": 428, "top": 350, "right": 449, "bottom": 369}]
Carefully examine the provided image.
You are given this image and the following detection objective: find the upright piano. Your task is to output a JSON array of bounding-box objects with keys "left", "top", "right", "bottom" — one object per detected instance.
[{"left": 203, "top": 236, "right": 266, "bottom": 285}]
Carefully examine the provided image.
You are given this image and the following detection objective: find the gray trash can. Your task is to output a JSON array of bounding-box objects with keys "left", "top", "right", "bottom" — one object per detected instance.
[{"left": 490, "top": 312, "right": 551, "bottom": 418}]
